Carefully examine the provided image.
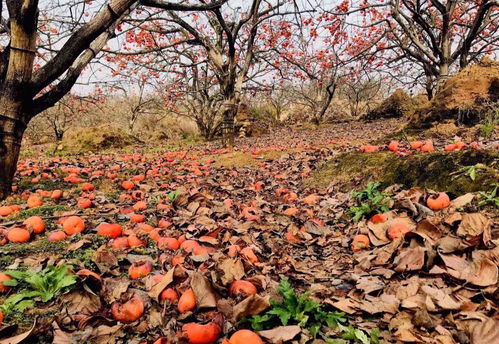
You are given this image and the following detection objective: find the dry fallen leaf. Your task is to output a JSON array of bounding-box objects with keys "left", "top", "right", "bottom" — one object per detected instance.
[{"left": 258, "top": 325, "right": 302, "bottom": 343}]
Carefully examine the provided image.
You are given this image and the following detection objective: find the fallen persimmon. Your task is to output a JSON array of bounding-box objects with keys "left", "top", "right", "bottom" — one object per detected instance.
[
  {"left": 160, "top": 288, "right": 179, "bottom": 303},
  {"left": 240, "top": 247, "right": 259, "bottom": 263},
  {"left": 81, "top": 183, "right": 95, "bottom": 191},
  {"left": 223, "top": 329, "right": 263, "bottom": 344},
  {"left": 23, "top": 216, "right": 45, "bottom": 234},
  {"left": 351, "top": 234, "right": 370, "bottom": 252},
  {"left": 410, "top": 141, "right": 424, "bottom": 150},
  {"left": 122, "top": 180, "right": 135, "bottom": 190},
  {"left": 109, "top": 236, "right": 129, "bottom": 249},
  {"left": 427, "top": 192, "right": 450, "bottom": 210},
  {"left": 369, "top": 213, "right": 388, "bottom": 224},
  {"left": 127, "top": 234, "right": 145, "bottom": 247},
  {"left": 0, "top": 273, "right": 12, "bottom": 293},
  {"left": 158, "top": 237, "right": 180, "bottom": 250},
  {"left": 7, "top": 227, "right": 30, "bottom": 243},
  {"left": 420, "top": 140, "right": 435, "bottom": 152},
  {"left": 63, "top": 216, "right": 85, "bottom": 235},
  {"left": 51, "top": 190, "right": 63, "bottom": 200},
  {"left": 229, "top": 280, "right": 257, "bottom": 297},
  {"left": 77, "top": 198, "right": 92, "bottom": 209},
  {"left": 111, "top": 294, "right": 144, "bottom": 323},
  {"left": 27, "top": 195, "right": 43, "bottom": 208},
  {"left": 97, "top": 223, "right": 123, "bottom": 238},
  {"left": 181, "top": 240, "right": 200, "bottom": 253},
  {"left": 178, "top": 288, "right": 196, "bottom": 313},
  {"left": 0, "top": 206, "right": 13, "bottom": 217},
  {"left": 47, "top": 231, "right": 67, "bottom": 242},
  {"left": 129, "top": 260, "right": 153, "bottom": 279},
  {"left": 130, "top": 213, "right": 146, "bottom": 223},
  {"left": 388, "top": 141, "right": 399, "bottom": 152},
  {"left": 387, "top": 223, "right": 410, "bottom": 240},
  {"left": 181, "top": 321, "right": 221, "bottom": 344}
]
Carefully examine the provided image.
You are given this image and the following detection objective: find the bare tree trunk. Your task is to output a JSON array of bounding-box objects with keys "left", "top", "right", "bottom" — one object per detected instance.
[
  {"left": 0, "top": 105, "right": 26, "bottom": 199},
  {"left": 0, "top": 0, "right": 38, "bottom": 200},
  {"left": 221, "top": 99, "right": 238, "bottom": 148},
  {"left": 315, "top": 85, "right": 336, "bottom": 124}
]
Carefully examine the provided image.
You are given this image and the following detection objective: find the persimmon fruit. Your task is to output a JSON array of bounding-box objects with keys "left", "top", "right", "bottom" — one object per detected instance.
[
  {"left": 129, "top": 260, "right": 153, "bottom": 279},
  {"left": 63, "top": 216, "right": 85, "bottom": 235},
  {"left": 229, "top": 280, "right": 257, "bottom": 297},
  {"left": 0, "top": 273, "right": 13, "bottom": 293},
  {"left": 48, "top": 231, "right": 67, "bottom": 242},
  {"left": 178, "top": 288, "right": 196, "bottom": 313},
  {"left": 387, "top": 223, "right": 410, "bottom": 240},
  {"left": 351, "top": 234, "right": 370, "bottom": 252},
  {"left": 224, "top": 330, "right": 263, "bottom": 344},
  {"left": 160, "top": 288, "right": 179, "bottom": 303},
  {"left": 7, "top": 227, "right": 30, "bottom": 243},
  {"left": 181, "top": 321, "right": 221, "bottom": 344},
  {"left": 24, "top": 216, "right": 45, "bottom": 234},
  {"left": 426, "top": 192, "right": 450, "bottom": 210},
  {"left": 97, "top": 223, "right": 123, "bottom": 238},
  {"left": 111, "top": 295, "right": 144, "bottom": 323},
  {"left": 27, "top": 195, "right": 43, "bottom": 208}
]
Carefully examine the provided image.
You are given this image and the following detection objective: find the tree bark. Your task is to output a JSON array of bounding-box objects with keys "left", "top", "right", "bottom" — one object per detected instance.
[
  {"left": 0, "top": 108, "right": 26, "bottom": 200},
  {"left": 0, "top": 0, "right": 38, "bottom": 200}
]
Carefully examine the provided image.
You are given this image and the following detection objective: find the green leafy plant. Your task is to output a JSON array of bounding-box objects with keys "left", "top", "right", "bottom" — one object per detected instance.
[
  {"left": 348, "top": 182, "right": 391, "bottom": 222},
  {"left": 478, "top": 186, "right": 499, "bottom": 208},
  {"left": 453, "top": 164, "right": 487, "bottom": 181},
  {"left": 246, "top": 279, "right": 379, "bottom": 343},
  {"left": 0, "top": 265, "right": 76, "bottom": 316},
  {"left": 167, "top": 189, "right": 182, "bottom": 202}
]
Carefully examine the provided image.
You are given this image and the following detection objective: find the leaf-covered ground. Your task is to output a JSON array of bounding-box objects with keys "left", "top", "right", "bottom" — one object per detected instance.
[{"left": 0, "top": 119, "right": 497, "bottom": 344}]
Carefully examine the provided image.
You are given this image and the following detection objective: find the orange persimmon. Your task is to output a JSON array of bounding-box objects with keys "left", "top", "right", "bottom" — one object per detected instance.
[
  {"left": 224, "top": 330, "right": 263, "bottom": 344},
  {"left": 63, "top": 216, "right": 85, "bottom": 235},
  {"left": 181, "top": 321, "right": 221, "bottom": 344},
  {"left": 129, "top": 260, "right": 153, "bottom": 279},
  {"left": 97, "top": 223, "right": 123, "bottom": 238},
  {"left": 7, "top": 227, "right": 30, "bottom": 243},
  {"left": 229, "top": 280, "right": 257, "bottom": 297},
  {"left": 427, "top": 192, "right": 450, "bottom": 210},
  {"left": 351, "top": 234, "right": 370, "bottom": 252},
  {"left": 0, "top": 273, "right": 12, "bottom": 293},
  {"left": 47, "top": 231, "right": 67, "bottom": 242},
  {"left": 23, "top": 216, "right": 45, "bottom": 234},
  {"left": 178, "top": 289, "right": 196, "bottom": 313},
  {"left": 27, "top": 195, "right": 43, "bottom": 208},
  {"left": 111, "top": 294, "right": 144, "bottom": 323}
]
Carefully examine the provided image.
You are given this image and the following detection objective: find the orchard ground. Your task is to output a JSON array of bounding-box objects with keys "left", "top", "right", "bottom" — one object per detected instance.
[{"left": 0, "top": 118, "right": 497, "bottom": 344}]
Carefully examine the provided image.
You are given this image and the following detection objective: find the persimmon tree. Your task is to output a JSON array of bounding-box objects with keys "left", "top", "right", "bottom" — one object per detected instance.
[
  {"left": 0, "top": 0, "right": 228, "bottom": 200},
  {"left": 271, "top": 4, "right": 373, "bottom": 124},
  {"left": 107, "top": 0, "right": 305, "bottom": 146},
  {"left": 336, "top": 0, "right": 499, "bottom": 98}
]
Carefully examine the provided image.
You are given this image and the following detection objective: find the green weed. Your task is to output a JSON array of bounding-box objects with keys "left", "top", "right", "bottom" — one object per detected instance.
[{"left": 348, "top": 182, "right": 391, "bottom": 222}]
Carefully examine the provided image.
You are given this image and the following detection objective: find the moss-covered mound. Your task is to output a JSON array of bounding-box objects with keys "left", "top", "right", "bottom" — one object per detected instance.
[
  {"left": 412, "top": 58, "right": 499, "bottom": 126},
  {"left": 60, "top": 124, "right": 138, "bottom": 153},
  {"left": 307, "top": 150, "right": 498, "bottom": 195},
  {"left": 364, "top": 89, "right": 425, "bottom": 120}
]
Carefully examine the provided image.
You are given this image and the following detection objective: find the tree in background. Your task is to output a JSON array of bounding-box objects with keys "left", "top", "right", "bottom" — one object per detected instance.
[
  {"left": 108, "top": 0, "right": 305, "bottom": 146},
  {"left": 336, "top": 0, "right": 499, "bottom": 98}
]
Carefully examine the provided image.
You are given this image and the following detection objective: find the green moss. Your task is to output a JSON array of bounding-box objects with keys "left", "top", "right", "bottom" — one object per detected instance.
[
  {"left": 15, "top": 205, "right": 69, "bottom": 220},
  {"left": 307, "top": 150, "right": 498, "bottom": 196},
  {"left": 373, "top": 127, "right": 425, "bottom": 144},
  {"left": 0, "top": 237, "right": 69, "bottom": 257},
  {"left": 0, "top": 255, "right": 14, "bottom": 269}
]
